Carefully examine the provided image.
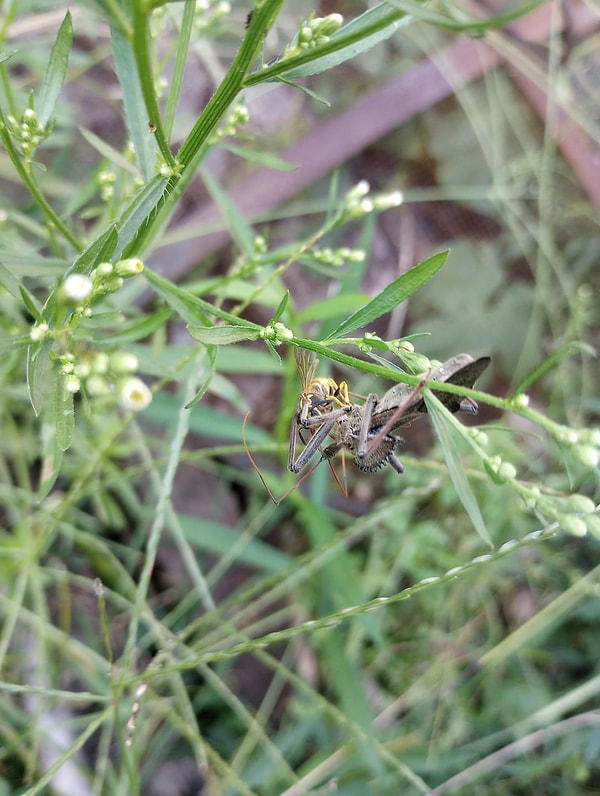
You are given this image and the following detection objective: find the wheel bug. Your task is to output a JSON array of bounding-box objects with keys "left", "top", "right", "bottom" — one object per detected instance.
[{"left": 347, "top": 354, "right": 491, "bottom": 473}]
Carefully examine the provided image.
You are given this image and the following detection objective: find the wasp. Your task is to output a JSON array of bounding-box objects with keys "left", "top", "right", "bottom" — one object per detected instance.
[{"left": 287, "top": 348, "right": 353, "bottom": 474}]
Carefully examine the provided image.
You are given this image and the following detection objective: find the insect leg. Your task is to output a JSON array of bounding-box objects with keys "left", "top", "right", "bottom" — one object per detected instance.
[
  {"left": 356, "top": 394, "right": 379, "bottom": 459},
  {"left": 387, "top": 450, "right": 404, "bottom": 474},
  {"left": 289, "top": 413, "right": 341, "bottom": 473},
  {"left": 363, "top": 380, "right": 427, "bottom": 460}
]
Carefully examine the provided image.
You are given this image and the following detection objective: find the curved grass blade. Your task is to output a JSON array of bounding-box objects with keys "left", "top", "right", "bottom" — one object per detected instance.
[
  {"left": 111, "top": 23, "right": 158, "bottom": 181},
  {"left": 425, "top": 391, "right": 492, "bottom": 547}
]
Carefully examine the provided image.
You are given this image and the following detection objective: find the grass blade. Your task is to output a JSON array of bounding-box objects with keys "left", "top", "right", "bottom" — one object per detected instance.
[
  {"left": 425, "top": 391, "right": 492, "bottom": 547},
  {"left": 36, "top": 11, "right": 72, "bottom": 129},
  {"left": 111, "top": 24, "right": 158, "bottom": 181}
]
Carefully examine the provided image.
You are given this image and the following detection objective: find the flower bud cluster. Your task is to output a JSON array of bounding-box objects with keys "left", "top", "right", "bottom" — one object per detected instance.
[
  {"left": 259, "top": 322, "right": 293, "bottom": 345},
  {"left": 487, "top": 455, "right": 518, "bottom": 483},
  {"left": 357, "top": 331, "right": 383, "bottom": 353},
  {"left": 524, "top": 487, "right": 598, "bottom": 538},
  {"left": 5, "top": 108, "right": 49, "bottom": 162},
  {"left": 209, "top": 101, "right": 250, "bottom": 145},
  {"left": 58, "top": 348, "right": 151, "bottom": 410},
  {"left": 559, "top": 427, "right": 600, "bottom": 469},
  {"left": 339, "top": 181, "right": 404, "bottom": 223},
  {"left": 98, "top": 170, "right": 117, "bottom": 202},
  {"left": 283, "top": 13, "right": 344, "bottom": 59},
  {"left": 29, "top": 258, "right": 151, "bottom": 413},
  {"left": 194, "top": 0, "right": 231, "bottom": 34},
  {"left": 312, "top": 247, "right": 365, "bottom": 268}
]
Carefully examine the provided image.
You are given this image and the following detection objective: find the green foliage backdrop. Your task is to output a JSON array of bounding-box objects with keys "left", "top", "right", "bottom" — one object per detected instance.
[{"left": 0, "top": 2, "right": 598, "bottom": 794}]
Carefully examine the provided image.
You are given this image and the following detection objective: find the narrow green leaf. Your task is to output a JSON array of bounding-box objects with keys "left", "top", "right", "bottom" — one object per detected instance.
[
  {"left": 180, "top": 515, "right": 292, "bottom": 573},
  {"left": 271, "top": 290, "right": 289, "bottom": 323},
  {"left": 425, "top": 392, "right": 492, "bottom": 547},
  {"left": 0, "top": 50, "right": 18, "bottom": 65},
  {"left": 321, "top": 632, "right": 376, "bottom": 736},
  {"left": 265, "top": 340, "right": 282, "bottom": 365},
  {"left": 217, "top": 345, "right": 284, "bottom": 374},
  {"left": 0, "top": 333, "right": 31, "bottom": 351},
  {"left": 145, "top": 393, "right": 271, "bottom": 444},
  {"left": 37, "top": 421, "right": 63, "bottom": 500},
  {"left": 78, "top": 127, "right": 141, "bottom": 176},
  {"left": 144, "top": 270, "right": 211, "bottom": 327},
  {"left": 54, "top": 376, "right": 75, "bottom": 452},
  {"left": 36, "top": 11, "right": 72, "bottom": 129},
  {"left": 111, "top": 24, "right": 158, "bottom": 181},
  {"left": 98, "top": 308, "right": 172, "bottom": 345},
  {"left": 144, "top": 268, "right": 261, "bottom": 329},
  {"left": 187, "top": 325, "right": 260, "bottom": 345},
  {"left": 26, "top": 338, "right": 54, "bottom": 416},
  {"left": 183, "top": 346, "right": 217, "bottom": 410},
  {"left": 115, "top": 177, "right": 168, "bottom": 258},
  {"left": 223, "top": 142, "right": 298, "bottom": 171},
  {"left": 387, "top": 0, "right": 545, "bottom": 34},
  {"left": 18, "top": 285, "right": 43, "bottom": 322},
  {"left": 70, "top": 225, "right": 119, "bottom": 276},
  {"left": 325, "top": 250, "right": 449, "bottom": 339},
  {"left": 512, "top": 343, "right": 595, "bottom": 397},
  {"left": 0, "top": 261, "right": 22, "bottom": 300},
  {"left": 245, "top": 2, "right": 425, "bottom": 85},
  {"left": 274, "top": 77, "right": 331, "bottom": 105}
]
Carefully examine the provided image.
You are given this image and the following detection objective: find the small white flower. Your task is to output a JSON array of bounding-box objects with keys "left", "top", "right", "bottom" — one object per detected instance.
[
  {"left": 119, "top": 378, "right": 152, "bottom": 411},
  {"left": 65, "top": 375, "right": 81, "bottom": 393},
  {"left": 30, "top": 322, "right": 50, "bottom": 341},
  {"left": 63, "top": 273, "right": 93, "bottom": 303}
]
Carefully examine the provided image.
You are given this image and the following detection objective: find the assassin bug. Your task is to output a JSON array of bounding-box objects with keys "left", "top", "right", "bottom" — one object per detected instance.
[{"left": 349, "top": 353, "right": 491, "bottom": 473}]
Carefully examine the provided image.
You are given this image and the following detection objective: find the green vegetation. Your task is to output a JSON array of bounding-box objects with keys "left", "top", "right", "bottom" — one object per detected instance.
[{"left": 0, "top": 1, "right": 598, "bottom": 794}]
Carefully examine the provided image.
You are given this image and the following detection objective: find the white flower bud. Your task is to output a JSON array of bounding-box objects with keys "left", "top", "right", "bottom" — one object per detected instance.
[
  {"left": 63, "top": 273, "right": 93, "bottom": 303},
  {"left": 119, "top": 378, "right": 152, "bottom": 411}
]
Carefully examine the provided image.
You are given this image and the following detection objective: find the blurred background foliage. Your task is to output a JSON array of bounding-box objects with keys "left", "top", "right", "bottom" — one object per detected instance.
[{"left": 0, "top": 1, "right": 599, "bottom": 794}]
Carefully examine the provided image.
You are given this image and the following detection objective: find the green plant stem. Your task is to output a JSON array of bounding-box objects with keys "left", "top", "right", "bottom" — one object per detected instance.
[
  {"left": 163, "top": 0, "right": 196, "bottom": 136},
  {"left": 131, "top": 0, "right": 176, "bottom": 167},
  {"left": 0, "top": 107, "right": 82, "bottom": 251},
  {"left": 123, "top": 0, "right": 284, "bottom": 257},
  {"left": 100, "top": 0, "right": 132, "bottom": 37}
]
